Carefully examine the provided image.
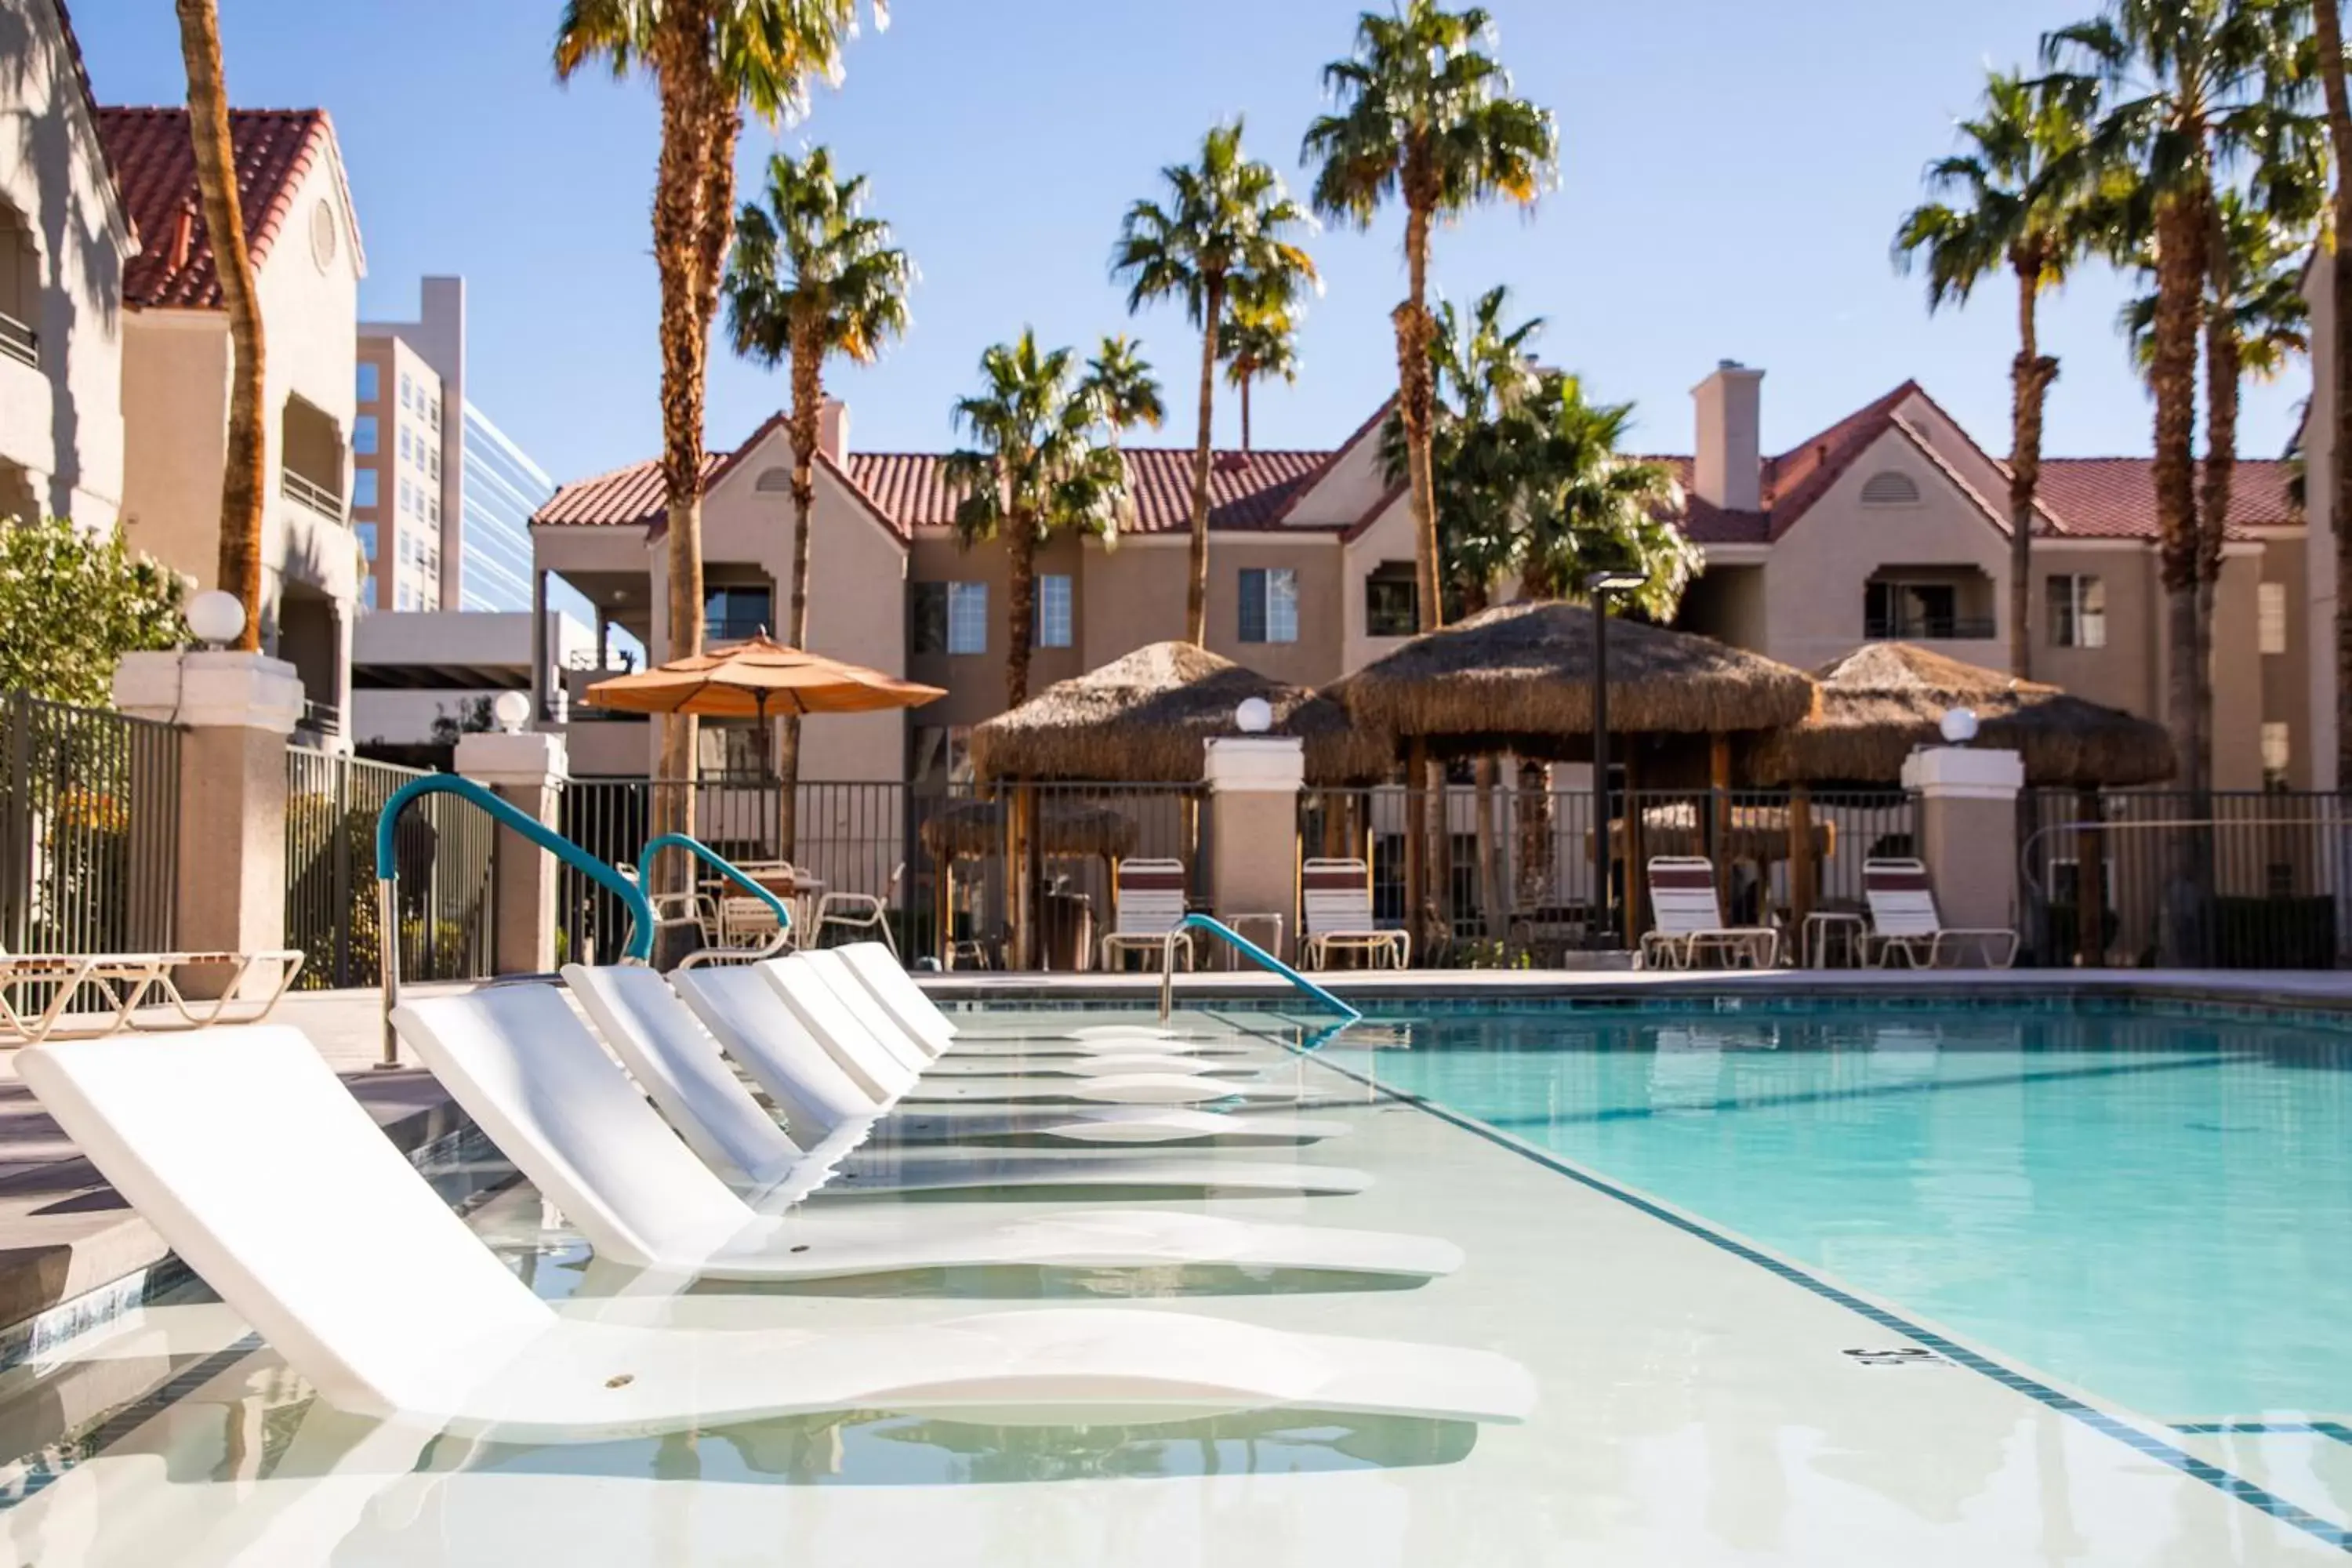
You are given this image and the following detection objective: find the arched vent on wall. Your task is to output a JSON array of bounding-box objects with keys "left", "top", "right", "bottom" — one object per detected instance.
[
  {"left": 755, "top": 466, "right": 794, "bottom": 493},
  {"left": 1860, "top": 470, "right": 1922, "bottom": 505}
]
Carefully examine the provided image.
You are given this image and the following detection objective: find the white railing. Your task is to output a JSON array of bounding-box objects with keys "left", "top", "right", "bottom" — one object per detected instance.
[
  {"left": 0, "top": 310, "right": 34, "bottom": 369},
  {"left": 281, "top": 470, "right": 345, "bottom": 521}
]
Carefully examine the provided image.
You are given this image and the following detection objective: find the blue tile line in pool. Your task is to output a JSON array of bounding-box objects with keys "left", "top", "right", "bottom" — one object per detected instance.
[
  {"left": 2173, "top": 1422, "right": 2352, "bottom": 1448},
  {"left": 1300, "top": 1047, "right": 2352, "bottom": 1557}
]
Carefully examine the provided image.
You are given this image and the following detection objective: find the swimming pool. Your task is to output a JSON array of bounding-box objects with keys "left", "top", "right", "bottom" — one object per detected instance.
[{"left": 1321, "top": 1002, "right": 2352, "bottom": 1425}]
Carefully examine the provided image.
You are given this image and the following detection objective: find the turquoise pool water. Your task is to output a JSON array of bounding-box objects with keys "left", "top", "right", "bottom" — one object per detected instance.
[{"left": 1322, "top": 1005, "right": 2352, "bottom": 1423}]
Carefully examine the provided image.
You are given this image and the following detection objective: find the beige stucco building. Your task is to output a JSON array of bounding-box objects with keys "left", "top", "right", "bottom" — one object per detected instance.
[
  {"left": 93, "top": 104, "right": 365, "bottom": 746},
  {"left": 534, "top": 365, "right": 2307, "bottom": 793},
  {"left": 0, "top": 0, "right": 131, "bottom": 533}
]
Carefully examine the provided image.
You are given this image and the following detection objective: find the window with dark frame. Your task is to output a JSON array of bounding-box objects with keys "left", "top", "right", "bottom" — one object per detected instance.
[
  {"left": 1366, "top": 561, "right": 1417, "bottom": 637},
  {"left": 910, "top": 582, "right": 948, "bottom": 654}
]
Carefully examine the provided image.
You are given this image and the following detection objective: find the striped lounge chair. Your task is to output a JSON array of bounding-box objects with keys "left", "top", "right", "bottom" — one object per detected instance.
[
  {"left": 1861, "top": 858, "right": 2020, "bottom": 969},
  {"left": 1640, "top": 857, "right": 1778, "bottom": 970},
  {"left": 1098, "top": 858, "right": 1194, "bottom": 972},
  {"left": 1300, "top": 858, "right": 1410, "bottom": 970}
]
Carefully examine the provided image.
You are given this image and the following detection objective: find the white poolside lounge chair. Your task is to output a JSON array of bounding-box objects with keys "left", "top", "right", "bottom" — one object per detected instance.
[
  {"left": 523, "top": 975, "right": 1356, "bottom": 1200},
  {"left": 1300, "top": 859, "right": 1410, "bottom": 971},
  {"left": 395, "top": 987, "right": 1436, "bottom": 1273},
  {"left": 572, "top": 961, "right": 1341, "bottom": 1150},
  {"left": 1098, "top": 858, "right": 1195, "bottom": 972},
  {"left": 16, "top": 1028, "right": 1530, "bottom": 1436},
  {"left": 0, "top": 943, "right": 305, "bottom": 1045},
  {"left": 1861, "top": 858, "right": 2021, "bottom": 969},
  {"left": 1639, "top": 858, "right": 1779, "bottom": 970},
  {"left": 832, "top": 941, "right": 1219, "bottom": 1053}
]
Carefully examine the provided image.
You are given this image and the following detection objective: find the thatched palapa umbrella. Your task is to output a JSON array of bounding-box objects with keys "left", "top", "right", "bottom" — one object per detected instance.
[
  {"left": 1744, "top": 643, "right": 2175, "bottom": 789},
  {"left": 970, "top": 641, "right": 1385, "bottom": 785},
  {"left": 1327, "top": 601, "right": 1818, "bottom": 946}
]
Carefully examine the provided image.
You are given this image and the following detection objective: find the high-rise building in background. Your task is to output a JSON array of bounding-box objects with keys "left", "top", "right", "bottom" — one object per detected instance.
[{"left": 358, "top": 276, "right": 552, "bottom": 615}]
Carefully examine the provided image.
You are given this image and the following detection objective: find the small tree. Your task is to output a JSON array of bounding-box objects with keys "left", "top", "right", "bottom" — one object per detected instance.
[{"left": 0, "top": 517, "right": 187, "bottom": 706}]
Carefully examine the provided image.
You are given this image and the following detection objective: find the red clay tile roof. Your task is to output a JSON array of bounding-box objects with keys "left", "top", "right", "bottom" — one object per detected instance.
[
  {"left": 95, "top": 107, "right": 340, "bottom": 308},
  {"left": 537, "top": 441, "right": 1330, "bottom": 536},
  {"left": 2036, "top": 458, "right": 2299, "bottom": 536}
]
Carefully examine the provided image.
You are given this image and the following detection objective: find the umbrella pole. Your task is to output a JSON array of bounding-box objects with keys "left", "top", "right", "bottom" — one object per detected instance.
[
  {"left": 1405, "top": 739, "right": 1428, "bottom": 958},
  {"left": 1709, "top": 734, "right": 1732, "bottom": 916},
  {"left": 1789, "top": 785, "right": 1817, "bottom": 938}
]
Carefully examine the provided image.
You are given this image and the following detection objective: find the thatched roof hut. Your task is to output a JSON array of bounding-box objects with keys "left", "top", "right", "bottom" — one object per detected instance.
[
  {"left": 918, "top": 799, "right": 1140, "bottom": 862},
  {"left": 1744, "top": 643, "right": 2176, "bottom": 788},
  {"left": 1326, "top": 600, "right": 1817, "bottom": 758},
  {"left": 971, "top": 641, "right": 1387, "bottom": 784}
]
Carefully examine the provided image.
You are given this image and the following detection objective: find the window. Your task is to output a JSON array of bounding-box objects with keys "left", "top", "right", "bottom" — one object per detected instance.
[
  {"left": 2259, "top": 582, "right": 2288, "bottom": 655},
  {"left": 428, "top": 496, "right": 439, "bottom": 525},
  {"left": 2262, "top": 721, "right": 2292, "bottom": 789},
  {"left": 1036, "top": 574, "right": 1073, "bottom": 648},
  {"left": 309, "top": 198, "right": 338, "bottom": 271},
  {"left": 703, "top": 586, "right": 774, "bottom": 642},
  {"left": 400, "top": 372, "right": 413, "bottom": 409},
  {"left": 1366, "top": 561, "right": 1417, "bottom": 637},
  {"left": 352, "top": 469, "right": 377, "bottom": 510},
  {"left": 912, "top": 725, "right": 974, "bottom": 789},
  {"left": 947, "top": 581, "right": 989, "bottom": 655},
  {"left": 397, "top": 582, "right": 415, "bottom": 612},
  {"left": 1860, "top": 470, "right": 1922, "bottom": 505},
  {"left": 354, "top": 522, "right": 376, "bottom": 560},
  {"left": 353, "top": 416, "right": 377, "bottom": 455},
  {"left": 1865, "top": 579, "right": 1961, "bottom": 640},
  {"left": 2049, "top": 575, "right": 2107, "bottom": 649},
  {"left": 911, "top": 583, "right": 947, "bottom": 654},
  {"left": 356, "top": 362, "right": 379, "bottom": 403},
  {"left": 429, "top": 448, "right": 440, "bottom": 481},
  {"left": 399, "top": 427, "right": 412, "bottom": 464},
  {"left": 1240, "top": 567, "right": 1298, "bottom": 644},
  {"left": 697, "top": 723, "right": 766, "bottom": 779},
  {"left": 430, "top": 397, "right": 441, "bottom": 428},
  {"left": 399, "top": 477, "right": 412, "bottom": 515}
]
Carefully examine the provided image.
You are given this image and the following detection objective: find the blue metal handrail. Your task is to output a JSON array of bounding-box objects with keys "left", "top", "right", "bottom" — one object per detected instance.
[
  {"left": 373, "top": 774, "right": 656, "bottom": 1066},
  {"left": 635, "top": 833, "right": 793, "bottom": 967},
  {"left": 1159, "top": 913, "right": 1363, "bottom": 1024}
]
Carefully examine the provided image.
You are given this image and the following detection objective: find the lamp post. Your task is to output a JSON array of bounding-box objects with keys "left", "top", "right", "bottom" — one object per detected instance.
[{"left": 1585, "top": 569, "right": 1646, "bottom": 948}]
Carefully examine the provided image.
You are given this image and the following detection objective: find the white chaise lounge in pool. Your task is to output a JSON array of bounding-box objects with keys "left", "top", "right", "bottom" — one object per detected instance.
[
  {"left": 408, "top": 983, "right": 1363, "bottom": 1202},
  {"left": 15, "top": 1029, "right": 1533, "bottom": 1437},
  {"left": 567, "top": 964, "right": 1346, "bottom": 1152},
  {"left": 392, "top": 988, "right": 1451, "bottom": 1285},
  {"left": 833, "top": 942, "right": 1236, "bottom": 1055},
  {"left": 675, "top": 964, "right": 1326, "bottom": 1117}
]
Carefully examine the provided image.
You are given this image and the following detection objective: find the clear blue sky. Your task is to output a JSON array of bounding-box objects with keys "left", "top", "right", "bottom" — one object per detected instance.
[{"left": 73, "top": 0, "right": 2307, "bottom": 487}]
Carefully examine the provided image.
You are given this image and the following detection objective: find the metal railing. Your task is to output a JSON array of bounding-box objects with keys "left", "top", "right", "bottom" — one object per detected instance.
[
  {"left": 281, "top": 469, "right": 345, "bottom": 520},
  {"left": 1160, "top": 914, "right": 1361, "bottom": 1022},
  {"left": 1, "top": 692, "right": 180, "bottom": 957},
  {"left": 298, "top": 699, "right": 343, "bottom": 738},
  {"left": 1864, "top": 613, "right": 1998, "bottom": 641},
  {"left": 2020, "top": 789, "right": 2350, "bottom": 968},
  {"left": 285, "top": 749, "right": 494, "bottom": 989},
  {"left": 0, "top": 310, "right": 34, "bottom": 369},
  {"left": 633, "top": 832, "right": 792, "bottom": 968}
]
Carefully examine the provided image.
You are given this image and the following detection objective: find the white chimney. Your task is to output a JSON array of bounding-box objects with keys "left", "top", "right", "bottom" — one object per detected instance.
[
  {"left": 818, "top": 399, "right": 850, "bottom": 464},
  {"left": 1692, "top": 361, "right": 1765, "bottom": 512}
]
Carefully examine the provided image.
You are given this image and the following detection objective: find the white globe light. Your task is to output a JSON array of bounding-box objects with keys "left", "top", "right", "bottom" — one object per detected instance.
[
  {"left": 1940, "top": 706, "right": 1980, "bottom": 745},
  {"left": 1234, "top": 696, "right": 1275, "bottom": 734},
  {"left": 186, "top": 590, "right": 246, "bottom": 647},
  {"left": 493, "top": 690, "right": 532, "bottom": 733}
]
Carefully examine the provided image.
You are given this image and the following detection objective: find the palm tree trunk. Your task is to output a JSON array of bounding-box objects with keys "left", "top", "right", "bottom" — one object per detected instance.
[
  {"left": 1185, "top": 272, "right": 1225, "bottom": 646},
  {"left": 1514, "top": 758, "right": 1552, "bottom": 912},
  {"left": 2317, "top": 0, "right": 2352, "bottom": 788},
  {"left": 2009, "top": 256, "right": 2056, "bottom": 681},
  {"left": 2198, "top": 200, "right": 2240, "bottom": 804},
  {"left": 1005, "top": 522, "right": 1038, "bottom": 708},
  {"left": 174, "top": 0, "right": 263, "bottom": 651},
  {"left": 2151, "top": 188, "right": 2208, "bottom": 964},
  {"left": 1396, "top": 187, "right": 1443, "bottom": 633},
  {"left": 776, "top": 325, "right": 823, "bottom": 862},
  {"left": 1240, "top": 374, "right": 1253, "bottom": 454},
  {"left": 1473, "top": 754, "right": 1508, "bottom": 953}
]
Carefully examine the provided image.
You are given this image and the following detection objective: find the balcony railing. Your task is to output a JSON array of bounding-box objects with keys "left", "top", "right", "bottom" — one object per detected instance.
[
  {"left": 296, "top": 699, "right": 343, "bottom": 739},
  {"left": 1864, "top": 612, "right": 1996, "bottom": 641},
  {"left": 0, "top": 310, "right": 35, "bottom": 369},
  {"left": 705, "top": 614, "right": 772, "bottom": 644},
  {"left": 281, "top": 470, "right": 346, "bottom": 521}
]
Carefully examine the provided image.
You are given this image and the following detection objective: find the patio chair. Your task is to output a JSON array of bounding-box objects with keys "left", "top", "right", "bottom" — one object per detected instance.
[
  {"left": 19, "top": 1026, "right": 1532, "bottom": 1434},
  {"left": 1639, "top": 858, "right": 1780, "bottom": 970},
  {"left": 1300, "top": 859, "right": 1411, "bottom": 971},
  {"left": 813, "top": 862, "right": 902, "bottom": 956},
  {"left": 1098, "top": 858, "right": 1195, "bottom": 972},
  {"left": 0, "top": 943, "right": 305, "bottom": 1046},
  {"left": 1861, "top": 858, "right": 2021, "bottom": 969},
  {"left": 416, "top": 978, "right": 1351, "bottom": 1207}
]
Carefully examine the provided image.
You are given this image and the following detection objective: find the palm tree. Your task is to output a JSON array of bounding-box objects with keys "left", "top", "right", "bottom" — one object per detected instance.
[
  {"left": 1514, "top": 377, "right": 1693, "bottom": 614},
  {"left": 1112, "top": 118, "right": 1318, "bottom": 644},
  {"left": 554, "top": 0, "right": 880, "bottom": 826},
  {"left": 2310, "top": 0, "right": 2352, "bottom": 786},
  {"left": 1218, "top": 289, "right": 1301, "bottom": 452},
  {"left": 1894, "top": 68, "right": 2100, "bottom": 681},
  {"left": 173, "top": 0, "right": 263, "bottom": 649},
  {"left": 942, "top": 331, "right": 1129, "bottom": 710},
  {"left": 2042, "top": 0, "right": 2309, "bottom": 793},
  {"left": 721, "top": 145, "right": 911, "bottom": 854},
  {"left": 1079, "top": 334, "right": 1167, "bottom": 442},
  {"left": 1303, "top": 1, "right": 1557, "bottom": 637}
]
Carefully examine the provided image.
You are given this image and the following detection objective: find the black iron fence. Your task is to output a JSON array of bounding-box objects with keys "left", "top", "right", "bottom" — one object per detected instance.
[
  {"left": 2021, "top": 789, "right": 2350, "bottom": 969},
  {"left": 557, "top": 777, "right": 1201, "bottom": 971},
  {"left": 1299, "top": 781, "right": 1915, "bottom": 966},
  {"left": 0, "top": 692, "right": 181, "bottom": 956},
  {"left": 285, "top": 749, "right": 495, "bottom": 989}
]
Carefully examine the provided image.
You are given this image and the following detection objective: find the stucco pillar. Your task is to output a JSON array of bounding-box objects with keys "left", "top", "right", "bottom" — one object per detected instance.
[
  {"left": 1900, "top": 746, "right": 2025, "bottom": 954},
  {"left": 456, "top": 730, "right": 568, "bottom": 976},
  {"left": 114, "top": 649, "right": 303, "bottom": 998},
  {"left": 1203, "top": 737, "right": 1305, "bottom": 962}
]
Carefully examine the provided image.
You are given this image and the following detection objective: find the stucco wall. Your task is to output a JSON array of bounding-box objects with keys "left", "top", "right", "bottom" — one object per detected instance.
[
  {"left": 0, "top": 0, "right": 129, "bottom": 533},
  {"left": 2031, "top": 544, "right": 2158, "bottom": 720},
  {"left": 119, "top": 314, "right": 230, "bottom": 576},
  {"left": 909, "top": 528, "right": 1091, "bottom": 731},
  {"left": 1339, "top": 493, "right": 1417, "bottom": 677}
]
